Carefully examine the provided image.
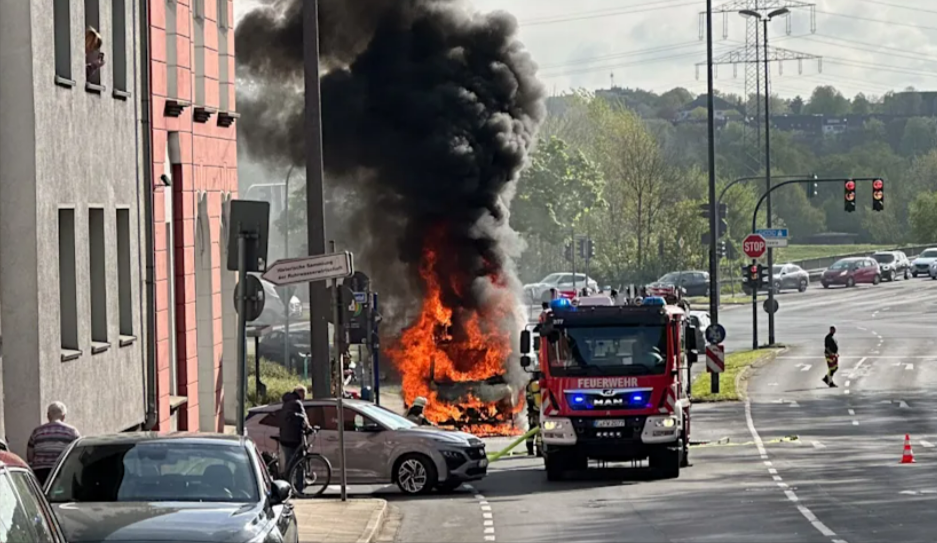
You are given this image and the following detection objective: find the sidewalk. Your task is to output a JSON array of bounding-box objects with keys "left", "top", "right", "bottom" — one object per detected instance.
[{"left": 294, "top": 498, "right": 387, "bottom": 543}]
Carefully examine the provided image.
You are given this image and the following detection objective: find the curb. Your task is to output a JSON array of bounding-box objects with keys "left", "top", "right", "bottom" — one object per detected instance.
[{"left": 357, "top": 499, "right": 388, "bottom": 543}]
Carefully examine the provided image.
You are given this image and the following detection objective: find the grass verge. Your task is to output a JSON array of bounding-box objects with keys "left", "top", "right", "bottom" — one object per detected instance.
[
  {"left": 691, "top": 349, "right": 781, "bottom": 402},
  {"left": 776, "top": 244, "right": 892, "bottom": 263},
  {"left": 686, "top": 293, "right": 751, "bottom": 306}
]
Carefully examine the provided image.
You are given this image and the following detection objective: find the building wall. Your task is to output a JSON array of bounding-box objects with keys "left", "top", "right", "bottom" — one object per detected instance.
[
  {"left": 148, "top": 0, "right": 238, "bottom": 432},
  {"left": 0, "top": 0, "right": 146, "bottom": 451}
]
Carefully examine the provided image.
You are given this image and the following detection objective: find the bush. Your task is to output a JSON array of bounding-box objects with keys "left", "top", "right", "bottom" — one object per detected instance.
[{"left": 246, "top": 357, "right": 304, "bottom": 408}]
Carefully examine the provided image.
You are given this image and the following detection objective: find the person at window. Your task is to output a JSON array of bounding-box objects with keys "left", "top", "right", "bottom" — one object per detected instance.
[
  {"left": 86, "top": 27, "right": 106, "bottom": 80},
  {"left": 27, "top": 401, "right": 80, "bottom": 485},
  {"left": 278, "top": 385, "right": 310, "bottom": 475}
]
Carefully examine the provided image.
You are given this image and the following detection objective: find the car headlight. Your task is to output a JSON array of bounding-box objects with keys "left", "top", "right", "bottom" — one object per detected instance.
[
  {"left": 543, "top": 420, "right": 561, "bottom": 431},
  {"left": 441, "top": 450, "right": 465, "bottom": 461},
  {"left": 653, "top": 416, "right": 677, "bottom": 428}
]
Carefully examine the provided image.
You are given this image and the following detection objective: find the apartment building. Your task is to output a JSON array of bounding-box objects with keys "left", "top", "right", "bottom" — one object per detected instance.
[
  {"left": 0, "top": 0, "right": 147, "bottom": 450},
  {"left": 146, "top": 0, "right": 239, "bottom": 431}
]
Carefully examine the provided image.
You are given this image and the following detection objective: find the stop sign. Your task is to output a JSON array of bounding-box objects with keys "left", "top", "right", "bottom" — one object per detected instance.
[{"left": 743, "top": 234, "right": 767, "bottom": 258}]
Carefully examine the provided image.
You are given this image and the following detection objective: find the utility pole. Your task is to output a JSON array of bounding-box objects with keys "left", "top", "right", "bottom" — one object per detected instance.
[
  {"left": 705, "top": 0, "right": 719, "bottom": 394},
  {"left": 304, "top": 0, "right": 331, "bottom": 398}
]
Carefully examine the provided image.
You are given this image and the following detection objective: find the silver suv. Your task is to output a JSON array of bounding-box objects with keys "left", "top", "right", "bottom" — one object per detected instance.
[
  {"left": 246, "top": 399, "right": 488, "bottom": 494},
  {"left": 872, "top": 251, "right": 910, "bottom": 281}
]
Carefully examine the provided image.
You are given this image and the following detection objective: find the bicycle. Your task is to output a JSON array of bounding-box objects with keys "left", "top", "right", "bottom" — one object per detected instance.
[{"left": 283, "top": 426, "right": 333, "bottom": 498}]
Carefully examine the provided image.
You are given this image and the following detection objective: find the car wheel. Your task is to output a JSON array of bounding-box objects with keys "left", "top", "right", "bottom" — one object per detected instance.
[
  {"left": 887, "top": 270, "right": 895, "bottom": 282},
  {"left": 822, "top": 282, "right": 830, "bottom": 289},
  {"left": 394, "top": 454, "right": 438, "bottom": 495},
  {"left": 872, "top": 274, "right": 881, "bottom": 285},
  {"left": 846, "top": 277, "right": 856, "bottom": 288},
  {"left": 913, "top": 272, "right": 919, "bottom": 278},
  {"left": 798, "top": 279, "right": 808, "bottom": 292},
  {"left": 905, "top": 269, "right": 911, "bottom": 280}
]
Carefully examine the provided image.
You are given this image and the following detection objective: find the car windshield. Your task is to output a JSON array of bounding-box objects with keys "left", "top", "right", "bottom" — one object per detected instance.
[
  {"left": 920, "top": 250, "right": 937, "bottom": 258},
  {"left": 659, "top": 273, "right": 680, "bottom": 283},
  {"left": 873, "top": 254, "right": 895, "bottom": 263},
  {"left": 545, "top": 325, "right": 668, "bottom": 377},
  {"left": 354, "top": 403, "right": 417, "bottom": 431},
  {"left": 540, "top": 273, "right": 564, "bottom": 284},
  {"left": 47, "top": 442, "right": 259, "bottom": 504},
  {"left": 772, "top": 266, "right": 784, "bottom": 274},
  {"left": 829, "top": 260, "right": 856, "bottom": 270}
]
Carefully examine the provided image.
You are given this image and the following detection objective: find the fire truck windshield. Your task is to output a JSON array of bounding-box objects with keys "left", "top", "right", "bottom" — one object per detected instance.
[{"left": 545, "top": 325, "right": 668, "bottom": 377}]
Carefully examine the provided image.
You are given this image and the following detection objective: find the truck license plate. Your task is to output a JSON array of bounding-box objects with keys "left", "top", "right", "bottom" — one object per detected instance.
[{"left": 594, "top": 419, "right": 626, "bottom": 428}]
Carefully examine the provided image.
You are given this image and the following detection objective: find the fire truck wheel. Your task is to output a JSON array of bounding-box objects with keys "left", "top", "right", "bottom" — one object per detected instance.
[
  {"left": 544, "top": 450, "right": 566, "bottom": 481},
  {"left": 650, "top": 444, "right": 681, "bottom": 479},
  {"left": 394, "top": 454, "right": 438, "bottom": 495}
]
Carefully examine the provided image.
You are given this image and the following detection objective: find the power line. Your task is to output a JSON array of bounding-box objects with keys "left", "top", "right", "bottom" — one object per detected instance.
[
  {"left": 812, "top": 32, "right": 937, "bottom": 58},
  {"left": 799, "top": 35, "right": 937, "bottom": 64},
  {"left": 538, "top": 41, "right": 702, "bottom": 70},
  {"left": 842, "top": 0, "right": 937, "bottom": 16},
  {"left": 521, "top": 0, "right": 699, "bottom": 26},
  {"left": 539, "top": 46, "right": 738, "bottom": 79},
  {"left": 814, "top": 9, "right": 937, "bottom": 32}
]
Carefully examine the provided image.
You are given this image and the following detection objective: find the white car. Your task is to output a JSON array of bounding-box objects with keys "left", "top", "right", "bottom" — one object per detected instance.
[
  {"left": 929, "top": 260, "right": 937, "bottom": 279},
  {"left": 523, "top": 273, "right": 600, "bottom": 304},
  {"left": 911, "top": 248, "right": 937, "bottom": 277},
  {"left": 689, "top": 310, "right": 711, "bottom": 333}
]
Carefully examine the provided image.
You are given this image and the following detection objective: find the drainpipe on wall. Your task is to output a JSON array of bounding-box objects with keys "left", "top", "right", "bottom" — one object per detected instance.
[{"left": 137, "top": 0, "right": 158, "bottom": 430}]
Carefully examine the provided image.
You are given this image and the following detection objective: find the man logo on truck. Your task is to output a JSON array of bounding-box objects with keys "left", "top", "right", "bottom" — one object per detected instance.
[{"left": 593, "top": 396, "right": 625, "bottom": 407}]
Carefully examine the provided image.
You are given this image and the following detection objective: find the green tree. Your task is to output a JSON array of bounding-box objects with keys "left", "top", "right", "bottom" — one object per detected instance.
[
  {"left": 899, "top": 117, "right": 937, "bottom": 157},
  {"left": 909, "top": 191, "right": 937, "bottom": 243},
  {"left": 805, "top": 85, "right": 850, "bottom": 115},
  {"left": 851, "top": 93, "right": 872, "bottom": 115}
]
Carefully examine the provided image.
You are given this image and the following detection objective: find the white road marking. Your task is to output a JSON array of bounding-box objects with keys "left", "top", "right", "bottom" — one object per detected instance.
[
  {"left": 479, "top": 501, "right": 489, "bottom": 506},
  {"left": 844, "top": 390, "right": 851, "bottom": 395},
  {"left": 764, "top": 460, "right": 773, "bottom": 466},
  {"left": 812, "top": 440, "right": 826, "bottom": 449},
  {"left": 848, "top": 409, "right": 856, "bottom": 416},
  {"left": 484, "top": 537, "right": 496, "bottom": 542},
  {"left": 484, "top": 520, "right": 494, "bottom": 526},
  {"left": 485, "top": 528, "right": 495, "bottom": 534},
  {"left": 483, "top": 513, "right": 492, "bottom": 519},
  {"left": 476, "top": 491, "right": 496, "bottom": 541},
  {"left": 768, "top": 468, "right": 778, "bottom": 475},
  {"left": 857, "top": 326, "right": 869, "bottom": 331},
  {"left": 852, "top": 420, "right": 860, "bottom": 426},
  {"left": 745, "top": 396, "right": 842, "bottom": 540},
  {"left": 845, "top": 381, "right": 851, "bottom": 388},
  {"left": 849, "top": 358, "right": 867, "bottom": 379},
  {"left": 798, "top": 363, "right": 812, "bottom": 372},
  {"left": 773, "top": 475, "right": 783, "bottom": 482},
  {"left": 920, "top": 440, "right": 935, "bottom": 448},
  {"left": 906, "top": 364, "right": 914, "bottom": 371},
  {"left": 899, "top": 400, "right": 910, "bottom": 409},
  {"left": 481, "top": 505, "right": 492, "bottom": 511}
]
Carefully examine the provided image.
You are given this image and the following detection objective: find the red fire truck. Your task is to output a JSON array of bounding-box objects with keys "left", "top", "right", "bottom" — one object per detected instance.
[{"left": 519, "top": 290, "right": 701, "bottom": 480}]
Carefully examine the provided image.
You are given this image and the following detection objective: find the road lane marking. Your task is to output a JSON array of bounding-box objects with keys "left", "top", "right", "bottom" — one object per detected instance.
[
  {"left": 852, "top": 421, "right": 859, "bottom": 426},
  {"left": 800, "top": 364, "right": 812, "bottom": 372},
  {"left": 921, "top": 440, "right": 935, "bottom": 448},
  {"left": 812, "top": 441, "right": 826, "bottom": 449},
  {"left": 848, "top": 409, "right": 855, "bottom": 416},
  {"left": 768, "top": 468, "right": 778, "bottom": 475},
  {"left": 899, "top": 400, "right": 910, "bottom": 409},
  {"left": 745, "top": 396, "right": 843, "bottom": 541},
  {"left": 906, "top": 364, "right": 914, "bottom": 371},
  {"left": 845, "top": 381, "right": 851, "bottom": 388},
  {"left": 474, "top": 489, "right": 496, "bottom": 542},
  {"left": 844, "top": 390, "right": 850, "bottom": 395}
]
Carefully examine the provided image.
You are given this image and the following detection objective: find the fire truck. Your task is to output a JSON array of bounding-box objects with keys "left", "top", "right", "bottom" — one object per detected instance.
[{"left": 519, "top": 287, "right": 702, "bottom": 480}]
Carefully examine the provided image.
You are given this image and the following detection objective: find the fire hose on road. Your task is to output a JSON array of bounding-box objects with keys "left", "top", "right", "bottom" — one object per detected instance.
[{"left": 487, "top": 427, "right": 540, "bottom": 461}]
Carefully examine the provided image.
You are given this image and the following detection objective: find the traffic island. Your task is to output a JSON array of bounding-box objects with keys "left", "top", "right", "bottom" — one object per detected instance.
[
  {"left": 295, "top": 498, "right": 387, "bottom": 543},
  {"left": 691, "top": 349, "right": 782, "bottom": 402}
]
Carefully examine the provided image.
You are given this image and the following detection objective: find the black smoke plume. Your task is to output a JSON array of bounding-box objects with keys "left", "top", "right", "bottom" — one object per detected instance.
[{"left": 236, "top": 0, "right": 545, "bottom": 321}]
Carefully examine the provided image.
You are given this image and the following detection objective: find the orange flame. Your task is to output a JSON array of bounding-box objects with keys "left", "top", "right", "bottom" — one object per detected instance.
[{"left": 387, "top": 237, "right": 523, "bottom": 437}]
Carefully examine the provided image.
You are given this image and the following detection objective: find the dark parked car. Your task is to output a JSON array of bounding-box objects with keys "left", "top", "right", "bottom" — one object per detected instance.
[
  {"left": 257, "top": 324, "right": 311, "bottom": 367},
  {"left": 656, "top": 271, "right": 709, "bottom": 297},
  {"left": 743, "top": 263, "right": 809, "bottom": 294},
  {"left": 0, "top": 449, "right": 68, "bottom": 542},
  {"left": 821, "top": 257, "right": 881, "bottom": 288},
  {"left": 872, "top": 251, "right": 910, "bottom": 281},
  {"left": 45, "top": 433, "right": 298, "bottom": 543}
]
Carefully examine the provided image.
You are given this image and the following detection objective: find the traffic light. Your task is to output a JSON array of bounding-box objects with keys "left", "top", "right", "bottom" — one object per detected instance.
[
  {"left": 699, "top": 203, "right": 729, "bottom": 237},
  {"left": 577, "top": 237, "right": 587, "bottom": 259},
  {"left": 743, "top": 264, "right": 759, "bottom": 289},
  {"left": 564, "top": 242, "right": 573, "bottom": 262},
  {"left": 587, "top": 239, "right": 595, "bottom": 259},
  {"left": 807, "top": 182, "right": 818, "bottom": 198},
  {"left": 844, "top": 179, "right": 856, "bottom": 212},
  {"left": 872, "top": 178, "right": 884, "bottom": 211},
  {"left": 716, "top": 240, "right": 726, "bottom": 259},
  {"left": 758, "top": 264, "right": 770, "bottom": 288}
]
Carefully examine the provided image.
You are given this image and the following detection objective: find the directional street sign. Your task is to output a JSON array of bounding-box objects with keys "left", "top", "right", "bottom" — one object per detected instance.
[
  {"left": 353, "top": 292, "right": 368, "bottom": 304},
  {"left": 706, "top": 344, "right": 725, "bottom": 374},
  {"left": 743, "top": 234, "right": 767, "bottom": 259},
  {"left": 756, "top": 228, "right": 789, "bottom": 248},
  {"left": 705, "top": 323, "right": 726, "bottom": 345},
  {"left": 262, "top": 252, "right": 354, "bottom": 286}
]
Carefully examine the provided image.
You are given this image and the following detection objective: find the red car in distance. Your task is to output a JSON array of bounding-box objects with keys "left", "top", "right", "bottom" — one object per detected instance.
[{"left": 821, "top": 257, "right": 882, "bottom": 288}]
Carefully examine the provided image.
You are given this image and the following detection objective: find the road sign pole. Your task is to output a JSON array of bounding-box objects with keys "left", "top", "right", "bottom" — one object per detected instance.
[
  {"left": 751, "top": 257, "right": 758, "bottom": 350},
  {"left": 372, "top": 292, "right": 381, "bottom": 406},
  {"left": 365, "top": 287, "right": 374, "bottom": 398},
  {"left": 329, "top": 241, "right": 348, "bottom": 503},
  {"left": 236, "top": 233, "right": 249, "bottom": 436}
]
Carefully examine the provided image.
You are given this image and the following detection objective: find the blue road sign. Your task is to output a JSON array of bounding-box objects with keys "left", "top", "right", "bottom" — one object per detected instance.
[
  {"left": 353, "top": 291, "right": 368, "bottom": 304},
  {"left": 705, "top": 323, "right": 727, "bottom": 345},
  {"left": 756, "top": 228, "right": 789, "bottom": 239}
]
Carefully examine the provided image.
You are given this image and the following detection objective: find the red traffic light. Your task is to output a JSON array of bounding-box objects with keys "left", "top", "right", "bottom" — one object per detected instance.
[
  {"left": 873, "top": 179, "right": 884, "bottom": 190},
  {"left": 845, "top": 180, "right": 856, "bottom": 191},
  {"left": 750, "top": 265, "right": 758, "bottom": 273}
]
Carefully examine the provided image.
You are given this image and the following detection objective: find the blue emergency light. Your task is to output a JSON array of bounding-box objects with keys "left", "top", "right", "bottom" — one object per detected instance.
[
  {"left": 550, "top": 298, "right": 575, "bottom": 311},
  {"left": 642, "top": 296, "right": 666, "bottom": 306}
]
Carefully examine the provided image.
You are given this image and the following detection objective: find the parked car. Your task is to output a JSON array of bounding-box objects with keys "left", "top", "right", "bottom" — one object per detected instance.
[
  {"left": 872, "top": 251, "right": 910, "bottom": 281},
  {"left": 0, "top": 449, "right": 68, "bottom": 542},
  {"left": 246, "top": 398, "right": 488, "bottom": 495},
  {"left": 523, "top": 273, "right": 600, "bottom": 303},
  {"left": 742, "top": 264, "right": 809, "bottom": 294},
  {"left": 656, "top": 271, "right": 710, "bottom": 297},
  {"left": 257, "top": 324, "right": 312, "bottom": 367},
  {"left": 820, "top": 257, "right": 881, "bottom": 288},
  {"left": 930, "top": 260, "right": 937, "bottom": 280},
  {"left": 911, "top": 248, "right": 937, "bottom": 277},
  {"left": 45, "top": 433, "right": 298, "bottom": 543}
]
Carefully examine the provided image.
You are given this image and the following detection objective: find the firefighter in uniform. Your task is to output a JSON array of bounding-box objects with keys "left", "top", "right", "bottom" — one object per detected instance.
[
  {"left": 525, "top": 370, "right": 543, "bottom": 456},
  {"left": 823, "top": 325, "right": 839, "bottom": 388}
]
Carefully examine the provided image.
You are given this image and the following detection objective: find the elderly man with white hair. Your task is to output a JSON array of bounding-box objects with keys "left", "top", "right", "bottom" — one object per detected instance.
[{"left": 26, "top": 401, "right": 81, "bottom": 484}]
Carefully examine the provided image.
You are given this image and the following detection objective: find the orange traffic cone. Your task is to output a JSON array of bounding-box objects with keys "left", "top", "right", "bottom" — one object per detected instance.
[{"left": 900, "top": 434, "right": 916, "bottom": 464}]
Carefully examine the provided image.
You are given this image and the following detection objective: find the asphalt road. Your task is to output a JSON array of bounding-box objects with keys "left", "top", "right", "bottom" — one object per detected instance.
[{"left": 386, "top": 275, "right": 937, "bottom": 543}]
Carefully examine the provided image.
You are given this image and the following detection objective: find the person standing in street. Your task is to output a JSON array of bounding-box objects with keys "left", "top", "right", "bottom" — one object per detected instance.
[
  {"left": 27, "top": 402, "right": 80, "bottom": 485},
  {"left": 278, "top": 385, "right": 310, "bottom": 477},
  {"left": 823, "top": 326, "right": 839, "bottom": 388}
]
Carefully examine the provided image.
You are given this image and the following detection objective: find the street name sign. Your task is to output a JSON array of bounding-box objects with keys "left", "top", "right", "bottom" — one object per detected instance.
[
  {"left": 756, "top": 228, "right": 789, "bottom": 248},
  {"left": 262, "top": 251, "right": 354, "bottom": 286},
  {"left": 743, "top": 234, "right": 767, "bottom": 259}
]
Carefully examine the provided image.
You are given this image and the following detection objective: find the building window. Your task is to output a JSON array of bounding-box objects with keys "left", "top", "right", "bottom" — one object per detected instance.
[
  {"left": 218, "top": 0, "right": 229, "bottom": 111},
  {"left": 59, "top": 209, "right": 79, "bottom": 351},
  {"left": 85, "top": 1, "right": 104, "bottom": 86},
  {"left": 193, "top": 0, "right": 206, "bottom": 105},
  {"left": 112, "top": 0, "right": 127, "bottom": 93},
  {"left": 116, "top": 209, "right": 133, "bottom": 337},
  {"left": 54, "top": 0, "right": 72, "bottom": 81},
  {"left": 166, "top": 0, "right": 177, "bottom": 98},
  {"left": 89, "top": 208, "right": 107, "bottom": 344}
]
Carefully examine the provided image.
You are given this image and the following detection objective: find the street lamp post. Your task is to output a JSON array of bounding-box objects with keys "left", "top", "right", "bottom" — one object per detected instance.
[
  {"left": 740, "top": 7, "right": 788, "bottom": 347},
  {"left": 705, "top": 0, "right": 719, "bottom": 394}
]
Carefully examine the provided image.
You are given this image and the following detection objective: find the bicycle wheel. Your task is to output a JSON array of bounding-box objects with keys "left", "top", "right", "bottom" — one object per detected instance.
[{"left": 288, "top": 454, "right": 332, "bottom": 498}]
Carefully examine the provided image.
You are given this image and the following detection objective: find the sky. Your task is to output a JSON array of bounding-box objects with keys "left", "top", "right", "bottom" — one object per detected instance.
[{"left": 235, "top": 0, "right": 937, "bottom": 101}]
